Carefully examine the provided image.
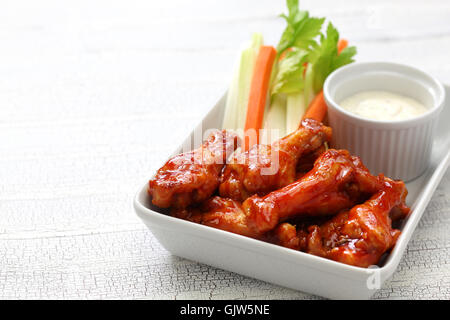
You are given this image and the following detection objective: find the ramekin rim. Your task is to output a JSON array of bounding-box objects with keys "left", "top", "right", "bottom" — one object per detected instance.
[{"left": 323, "top": 61, "right": 445, "bottom": 127}]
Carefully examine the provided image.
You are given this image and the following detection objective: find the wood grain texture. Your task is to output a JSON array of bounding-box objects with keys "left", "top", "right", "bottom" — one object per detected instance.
[{"left": 0, "top": 0, "right": 449, "bottom": 300}]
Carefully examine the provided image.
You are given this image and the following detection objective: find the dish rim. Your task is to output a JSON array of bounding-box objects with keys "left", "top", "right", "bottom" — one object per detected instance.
[{"left": 134, "top": 190, "right": 381, "bottom": 279}]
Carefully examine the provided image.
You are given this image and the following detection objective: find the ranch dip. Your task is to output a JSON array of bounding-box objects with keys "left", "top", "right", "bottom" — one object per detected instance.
[{"left": 339, "top": 90, "right": 428, "bottom": 121}]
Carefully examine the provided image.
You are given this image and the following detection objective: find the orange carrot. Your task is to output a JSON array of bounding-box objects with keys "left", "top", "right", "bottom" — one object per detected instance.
[
  {"left": 244, "top": 46, "right": 277, "bottom": 150},
  {"left": 303, "top": 39, "right": 349, "bottom": 123},
  {"left": 337, "top": 39, "right": 348, "bottom": 54},
  {"left": 303, "top": 90, "right": 327, "bottom": 121}
]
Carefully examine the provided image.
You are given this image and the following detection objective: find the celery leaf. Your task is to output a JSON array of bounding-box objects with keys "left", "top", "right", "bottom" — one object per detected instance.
[
  {"left": 309, "top": 23, "right": 356, "bottom": 93},
  {"left": 271, "top": 48, "right": 308, "bottom": 95},
  {"left": 276, "top": 0, "right": 324, "bottom": 56}
]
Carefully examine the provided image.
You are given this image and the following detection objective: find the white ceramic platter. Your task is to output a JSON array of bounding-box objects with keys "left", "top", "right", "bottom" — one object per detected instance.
[{"left": 134, "top": 85, "right": 450, "bottom": 300}]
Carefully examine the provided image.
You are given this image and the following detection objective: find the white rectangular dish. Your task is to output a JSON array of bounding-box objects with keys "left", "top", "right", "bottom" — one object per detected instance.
[{"left": 134, "top": 85, "right": 450, "bottom": 300}]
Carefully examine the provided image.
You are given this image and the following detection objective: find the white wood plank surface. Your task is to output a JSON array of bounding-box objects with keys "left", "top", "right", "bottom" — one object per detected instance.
[{"left": 0, "top": 0, "right": 449, "bottom": 299}]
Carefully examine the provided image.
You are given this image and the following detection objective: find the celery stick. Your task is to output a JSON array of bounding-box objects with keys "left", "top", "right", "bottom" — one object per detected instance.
[
  {"left": 303, "top": 63, "right": 315, "bottom": 109},
  {"left": 263, "top": 94, "right": 287, "bottom": 143},
  {"left": 236, "top": 33, "right": 264, "bottom": 130},
  {"left": 235, "top": 49, "right": 254, "bottom": 130},
  {"left": 286, "top": 92, "right": 306, "bottom": 134},
  {"left": 222, "top": 54, "right": 242, "bottom": 130},
  {"left": 222, "top": 33, "right": 263, "bottom": 131}
]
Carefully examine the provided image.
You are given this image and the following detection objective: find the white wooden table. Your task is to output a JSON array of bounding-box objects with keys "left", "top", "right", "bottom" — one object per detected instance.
[{"left": 1, "top": 0, "right": 449, "bottom": 299}]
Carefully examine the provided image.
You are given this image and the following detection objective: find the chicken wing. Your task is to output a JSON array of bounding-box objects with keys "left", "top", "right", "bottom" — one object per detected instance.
[
  {"left": 243, "top": 149, "right": 384, "bottom": 234},
  {"left": 171, "top": 196, "right": 260, "bottom": 238},
  {"left": 219, "top": 119, "right": 332, "bottom": 201},
  {"left": 148, "top": 130, "right": 239, "bottom": 209},
  {"left": 269, "top": 222, "right": 309, "bottom": 251},
  {"left": 306, "top": 178, "right": 410, "bottom": 267},
  {"left": 296, "top": 144, "right": 328, "bottom": 178}
]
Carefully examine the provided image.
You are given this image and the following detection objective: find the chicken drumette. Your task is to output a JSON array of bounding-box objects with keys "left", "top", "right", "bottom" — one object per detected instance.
[
  {"left": 243, "top": 149, "right": 384, "bottom": 234},
  {"left": 148, "top": 130, "right": 239, "bottom": 209},
  {"left": 306, "top": 178, "right": 409, "bottom": 267},
  {"left": 172, "top": 196, "right": 260, "bottom": 238},
  {"left": 219, "top": 119, "right": 332, "bottom": 201}
]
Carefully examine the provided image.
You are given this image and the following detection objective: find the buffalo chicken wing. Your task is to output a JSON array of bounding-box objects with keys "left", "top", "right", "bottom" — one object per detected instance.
[
  {"left": 243, "top": 149, "right": 384, "bottom": 234},
  {"left": 148, "top": 130, "right": 239, "bottom": 209},
  {"left": 219, "top": 119, "right": 332, "bottom": 201},
  {"left": 306, "top": 178, "right": 409, "bottom": 267},
  {"left": 172, "top": 196, "right": 260, "bottom": 238}
]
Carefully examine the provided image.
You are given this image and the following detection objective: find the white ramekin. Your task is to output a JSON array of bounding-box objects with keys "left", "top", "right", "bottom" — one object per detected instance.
[{"left": 323, "top": 62, "right": 445, "bottom": 181}]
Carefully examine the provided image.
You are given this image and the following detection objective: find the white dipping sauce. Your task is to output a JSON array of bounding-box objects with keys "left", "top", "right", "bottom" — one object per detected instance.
[{"left": 339, "top": 90, "right": 428, "bottom": 121}]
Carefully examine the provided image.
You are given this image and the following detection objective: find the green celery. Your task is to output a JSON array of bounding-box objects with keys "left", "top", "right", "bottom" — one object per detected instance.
[
  {"left": 222, "top": 33, "right": 263, "bottom": 130},
  {"left": 286, "top": 92, "right": 307, "bottom": 134},
  {"left": 263, "top": 93, "right": 287, "bottom": 143}
]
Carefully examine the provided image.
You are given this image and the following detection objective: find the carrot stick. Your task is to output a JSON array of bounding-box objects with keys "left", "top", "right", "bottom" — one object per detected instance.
[
  {"left": 303, "top": 90, "right": 327, "bottom": 121},
  {"left": 244, "top": 45, "right": 277, "bottom": 150},
  {"left": 303, "top": 39, "right": 349, "bottom": 123}
]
